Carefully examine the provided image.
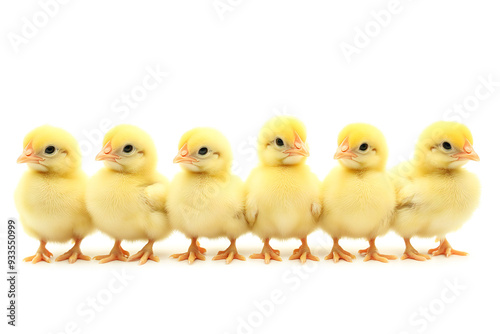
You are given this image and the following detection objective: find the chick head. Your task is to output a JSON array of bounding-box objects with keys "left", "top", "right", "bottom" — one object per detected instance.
[
  {"left": 257, "top": 116, "right": 309, "bottom": 166},
  {"left": 96, "top": 124, "right": 157, "bottom": 173},
  {"left": 17, "top": 125, "right": 81, "bottom": 174},
  {"left": 173, "top": 127, "right": 232, "bottom": 175},
  {"left": 415, "top": 121, "right": 479, "bottom": 171},
  {"left": 334, "top": 123, "right": 388, "bottom": 171}
]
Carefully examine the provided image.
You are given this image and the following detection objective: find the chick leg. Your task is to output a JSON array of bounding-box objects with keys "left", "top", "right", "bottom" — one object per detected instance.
[
  {"left": 360, "top": 238, "right": 397, "bottom": 263},
  {"left": 428, "top": 238, "right": 468, "bottom": 257},
  {"left": 94, "top": 240, "right": 129, "bottom": 264},
  {"left": 325, "top": 237, "right": 356, "bottom": 263},
  {"left": 212, "top": 238, "right": 246, "bottom": 264},
  {"left": 128, "top": 240, "right": 160, "bottom": 265},
  {"left": 55, "top": 238, "right": 91, "bottom": 264},
  {"left": 250, "top": 238, "right": 282, "bottom": 264},
  {"left": 170, "top": 238, "right": 206, "bottom": 264},
  {"left": 24, "top": 240, "right": 53, "bottom": 264},
  {"left": 401, "top": 238, "right": 431, "bottom": 261},
  {"left": 289, "top": 237, "right": 319, "bottom": 264}
]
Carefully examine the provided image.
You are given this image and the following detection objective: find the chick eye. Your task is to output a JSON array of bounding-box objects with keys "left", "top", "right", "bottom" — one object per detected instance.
[
  {"left": 359, "top": 143, "right": 369, "bottom": 151},
  {"left": 198, "top": 147, "right": 208, "bottom": 155},
  {"left": 123, "top": 145, "right": 134, "bottom": 153},
  {"left": 442, "top": 142, "right": 452, "bottom": 150},
  {"left": 44, "top": 146, "right": 56, "bottom": 155},
  {"left": 275, "top": 138, "right": 284, "bottom": 147}
]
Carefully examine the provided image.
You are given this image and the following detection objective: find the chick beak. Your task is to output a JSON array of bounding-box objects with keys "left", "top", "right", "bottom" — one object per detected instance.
[
  {"left": 173, "top": 143, "right": 198, "bottom": 164},
  {"left": 284, "top": 132, "right": 310, "bottom": 157},
  {"left": 96, "top": 141, "right": 120, "bottom": 162},
  {"left": 334, "top": 137, "right": 357, "bottom": 160},
  {"left": 17, "top": 141, "right": 44, "bottom": 164},
  {"left": 452, "top": 139, "right": 480, "bottom": 162}
]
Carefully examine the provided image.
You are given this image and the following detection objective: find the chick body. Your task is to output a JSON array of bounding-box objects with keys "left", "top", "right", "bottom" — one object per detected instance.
[
  {"left": 168, "top": 127, "right": 247, "bottom": 264},
  {"left": 391, "top": 122, "right": 480, "bottom": 259},
  {"left": 15, "top": 125, "right": 93, "bottom": 263}
]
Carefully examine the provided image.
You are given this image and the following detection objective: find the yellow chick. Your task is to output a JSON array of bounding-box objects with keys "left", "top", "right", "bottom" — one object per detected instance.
[
  {"left": 320, "top": 123, "right": 396, "bottom": 263},
  {"left": 15, "top": 125, "right": 93, "bottom": 264},
  {"left": 86, "top": 125, "right": 171, "bottom": 264},
  {"left": 167, "top": 128, "right": 248, "bottom": 264},
  {"left": 245, "top": 116, "right": 321, "bottom": 264},
  {"left": 391, "top": 121, "right": 480, "bottom": 260}
]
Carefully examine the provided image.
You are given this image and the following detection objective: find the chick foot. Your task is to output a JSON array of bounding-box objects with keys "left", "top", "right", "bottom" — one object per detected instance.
[
  {"left": 325, "top": 238, "right": 356, "bottom": 263},
  {"left": 289, "top": 238, "right": 319, "bottom": 264},
  {"left": 128, "top": 240, "right": 159, "bottom": 265},
  {"left": 171, "top": 238, "right": 206, "bottom": 264},
  {"left": 212, "top": 239, "right": 246, "bottom": 264},
  {"left": 250, "top": 238, "right": 282, "bottom": 264},
  {"left": 196, "top": 240, "right": 207, "bottom": 254},
  {"left": 428, "top": 238, "right": 468, "bottom": 257},
  {"left": 359, "top": 239, "right": 397, "bottom": 263},
  {"left": 94, "top": 240, "right": 130, "bottom": 264},
  {"left": 56, "top": 239, "right": 90, "bottom": 264},
  {"left": 401, "top": 238, "right": 430, "bottom": 261},
  {"left": 24, "top": 240, "right": 53, "bottom": 264}
]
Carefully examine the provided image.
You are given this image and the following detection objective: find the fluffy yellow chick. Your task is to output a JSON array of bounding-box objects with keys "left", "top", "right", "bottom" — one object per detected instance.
[
  {"left": 391, "top": 121, "right": 480, "bottom": 260},
  {"left": 245, "top": 116, "right": 321, "bottom": 264},
  {"left": 320, "top": 123, "right": 396, "bottom": 263},
  {"left": 168, "top": 128, "right": 248, "bottom": 264},
  {"left": 15, "top": 125, "right": 93, "bottom": 264},
  {"left": 86, "top": 125, "right": 171, "bottom": 264}
]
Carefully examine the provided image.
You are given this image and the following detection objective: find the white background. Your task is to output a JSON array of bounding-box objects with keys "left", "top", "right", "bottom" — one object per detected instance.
[{"left": 1, "top": 1, "right": 499, "bottom": 333}]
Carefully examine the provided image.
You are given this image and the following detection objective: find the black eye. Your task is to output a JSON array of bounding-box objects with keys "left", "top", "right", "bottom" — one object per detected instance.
[
  {"left": 198, "top": 147, "right": 208, "bottom": 155},
  {"left": 442, "top": 142, "right": 452, "bottom": 150},
  {"left": 123, "top": 145, "right": 134, "bottom": 153},
  {"left": 359, "top": 143, "right": 369, "bottom": 151},
  {"left": 276, "top": 138, "right": 284, "bottom": 146},
  {"left": 44, "top": 146, "right": 56, "bottom": 154}
]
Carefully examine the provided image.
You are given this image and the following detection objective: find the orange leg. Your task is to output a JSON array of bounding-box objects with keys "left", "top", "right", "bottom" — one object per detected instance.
[
  {"left": 171, "top": 238, "right": 206, "bottom": 264},
  {"left": 212, "top": 239, "right": 246, "bottom": 264},
  {"left": 289, "top": 237, "right": 319, "bottom": 264},
  {"left": 94, "top": 240, "right": 129, "bottom": 264},
  {"left": 24, "top": 240, "right": 53, "bottom": 264},
  {"left": 325, "top": 237, "right": 356, "bottom": 263},
  {"left": 56, "top": 238, "right": 91, "bottom": 264},
  {"left": 360, "top": 238, "right": 397, "bottom": 263},
  {"left": 428, "top": 238, "right": 468, "bottom": 257},
  {"left": 401, "top": 238, "right": 431, "bottom": 261},
  {"left": 128, "top": 240, "right": 160, "bottom": 265},
  {"left": 250, "top": 238, "right": 282, "bottom": 264}
]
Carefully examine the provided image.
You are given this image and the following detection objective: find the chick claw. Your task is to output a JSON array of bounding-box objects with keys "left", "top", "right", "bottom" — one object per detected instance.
[
  {"left": 24, "top": 241, "right": 53, "bottom": 264},
  {"left": 325, "top": 242, "right": 356, "bottom": 263},
  {"left": 250, "top": 239, "right": 282, "bottom": 264},
  {"left": 401, "top": 238, "right": 430, "bottom": 261},
  {"left": 171, "top": 239, "right": 206, "bottom": 264},
  {"left": 94, "top": 241, "right": 129, "bottom": 264},
  {"left": 428, "top": 238, "right": 468, "bottom": 257},
  {"left": 212, "top": 239, "right": 245, "bottom": 264},
  {"left": 360, "top": 239, "right": 397, "bottom": 263},
  {"left": 289, "top": 238, "right": 319, "bottom": 264},
  {"left": 128, "top": 240, "right": 159, "bottom": 265}
]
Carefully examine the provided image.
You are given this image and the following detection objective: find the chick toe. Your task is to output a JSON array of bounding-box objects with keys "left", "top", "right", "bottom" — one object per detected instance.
[
  {"left": 24, "top": 241, "right": 52, "bottom": 264},
  {"left": 171, "top": 238, "right": 206, "bottom": 264},
  {"left": 400, "top": 238, "right": 430, "bottom": 261},
  {"left": 94, "top": 240, "right": 129, "bottom": 264},
  {"left": 128, "top": 240, "right": 160, "bottom": 265},
  {"left": 212, "top": 239, "right": 245, "bottom": 264},
  {"left": 361, "top": 239, "right": 397, "bottom": 263},
  {"left": 325, "top": 239, "right": 355, "bottom": 263},
  {"left": 250, "top": 239, "right": 282, "bottom": 264},
  {"left": 56, "top": 239, "right": 90, "bottom": 264},
  {"left": 428, "top": 239, "right": 468, "bottom": 257},
  {"left": 289, "top": 238, "right": 319, "bottom": 264}
]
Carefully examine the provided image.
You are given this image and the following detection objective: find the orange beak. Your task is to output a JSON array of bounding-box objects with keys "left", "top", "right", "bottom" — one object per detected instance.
[
  {"left": 452, "top": 139, "right": 480, "bottom": 162},
  {"left": 17, "top": 141, "right": 44, "bottom": 164},
  {"left": 96, "top": 141, "right": 120, "bottom": 162},
  {"left": 173, "top": 143, "right": 198, "bottom": 164},
  {"left": 284, "top": 132, "right": 309, "bottom": 157},
  {"left": 334, "top": 137, "right": 357, "bottom": 160}
]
